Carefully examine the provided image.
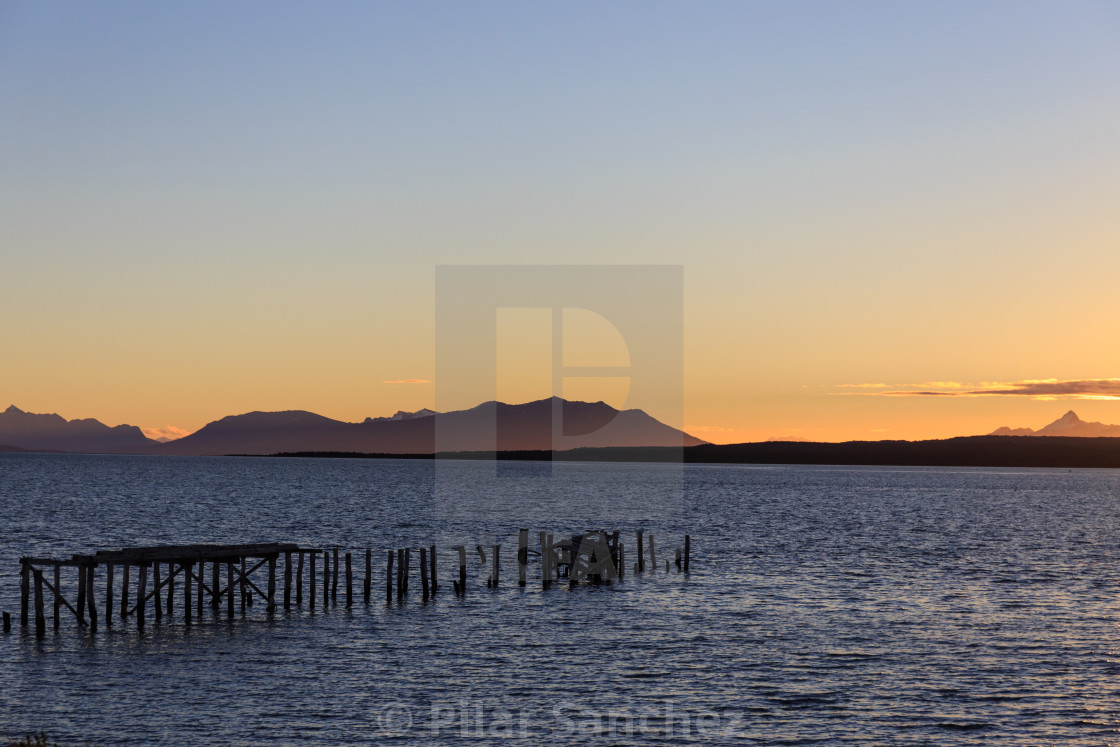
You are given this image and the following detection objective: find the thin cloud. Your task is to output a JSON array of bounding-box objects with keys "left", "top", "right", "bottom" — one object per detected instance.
[
  {"left": 836, "top": 382, "right": 891, "bottom": 388},
  {"left": 381, "top": 379, "right": 431, "bottom": 385},
  {"left": 841, "top": 378, "right": 1120, "bottom": 400}
]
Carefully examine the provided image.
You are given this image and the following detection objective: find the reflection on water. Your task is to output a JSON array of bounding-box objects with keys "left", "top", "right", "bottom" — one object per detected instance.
[{"left": 2, "top": 454, "right": 1119, "bottom": 744}]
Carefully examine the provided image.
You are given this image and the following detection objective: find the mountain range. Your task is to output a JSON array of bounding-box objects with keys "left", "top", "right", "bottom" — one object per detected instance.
[
  {"left": 989, "top": 410, "right": 1120, "bottom": 438},
  {"left": 0, "top": 399, "right": 706, "bottom": 456}
]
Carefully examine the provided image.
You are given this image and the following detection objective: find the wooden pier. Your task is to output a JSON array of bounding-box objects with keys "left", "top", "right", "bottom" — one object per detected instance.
[{"left": 9, "top": 531, "right": 691, "bottom": 636}]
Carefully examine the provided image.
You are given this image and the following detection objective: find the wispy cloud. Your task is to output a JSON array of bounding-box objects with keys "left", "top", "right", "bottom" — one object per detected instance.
[
  {"left": 142, "top": 425, "right": 191, "bottom": 441},
  {"left": 381, "top": 379, "right": 431, "bottom": 385},
  {"left": 835, "top": 378, "right": 1120, "bottom": 400}
]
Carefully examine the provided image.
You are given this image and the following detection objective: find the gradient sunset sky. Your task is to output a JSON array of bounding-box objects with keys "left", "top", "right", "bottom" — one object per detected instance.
[{"left": 2, "top": 2, "right": 1118, "bottom": 444}]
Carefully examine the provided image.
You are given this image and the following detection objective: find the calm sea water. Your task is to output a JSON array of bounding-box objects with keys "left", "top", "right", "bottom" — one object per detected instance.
[{"left": 2, "top": 453, "right": 1120, "bottom": 745}]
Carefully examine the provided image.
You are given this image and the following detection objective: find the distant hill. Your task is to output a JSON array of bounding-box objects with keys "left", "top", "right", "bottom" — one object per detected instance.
[
  {"left": 990, "top": 410, "right": 1120, "bottom": 437},
  {"left": 163, "top": 397, "right": 705, "bottom": 456},
  {"left": 0, "top": 405, "right": 160, "bottom": 454}
]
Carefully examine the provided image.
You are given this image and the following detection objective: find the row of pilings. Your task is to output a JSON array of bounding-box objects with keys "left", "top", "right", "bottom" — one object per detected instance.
[{"left": 3, "top": 531, "right": 691, "bottom": 636}]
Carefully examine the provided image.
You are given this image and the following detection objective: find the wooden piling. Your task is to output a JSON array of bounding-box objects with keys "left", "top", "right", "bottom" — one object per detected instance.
[
  {"left": 123, "top": 564, "right": 132, "bottom": 619},
  {"left": 137, "top": 564, "right": 148, "bottom": 627},
  {"left": 310, "top": 551, "right": 317, "bottom": 610},
  {"left": 420, "top": 547, "right": 429, "bottom": 599},
  {"left": 76, "top": 564, "right": 87, "bottom": 625},
  {"left": 184, "top": 563, "right": 192, "bottom": 623},
  {"left": 618, "top": 542, "right": 625, "bottom": 579},
  {"left": 364, "top": 548, "right": 372, "bottom": 604},
  {"left": 540, "top": 532, "right": 549, "bottom": 588},
  {"left": 457, "top": 545, "right": 467, "bottom": 594},
  {"left": 323, "top": 550, "right": 330, "bottom": 607},
  {"left": 429, "top": 545, "right": 437, "bottom": 594},
  {"left": 344, "top": 552, "right": 352, "bottom": 607},
  {"left": 674, "top": 548, "right": 682, "bottom": 571},
  {"left": 3, "top": 611, "right": 10, "bottom": 633},
  {"left": 684, "top": 535, "right": 691, "bottom": 573},
  {"left": 267, "top": 555, "right": 277, "bottom": 613},
  {"left": 154, "top": 563, "right": 163, "bottom": 621},
  {"left": 34, "top": 569, "right": 45, "bottom": 637},
  {"left": 636, "top": 531, "right": 645, "bottom": 573},
  {"left": 196, "top": 562, "right": 204, "bottom": 618},
  {"left": 397, "top": 549, "right": 405, "bottom": 600},
  {"left": 296, "top": 552, "right": 304, "bottom": 605},
  {"left": 211, "top": 561, "right": 220, "bottom": 609},
  {"left": 240, "top": 557, "right": 247, "bottom": 612},
  {"left": 649, "top": 534, "right": 656, "bottom": 572},
  {"left": 54, "top": 565, "right": 62, "bottom": 630},
  {"left": 20, "top": 560, "right": 29, "bottom": 626},
  {"left": 87, "top": 563, "right": 97, "bottom": 628},
  {"left": 386, "top": 549, "right": 394, "bottom": 604},
  {"left": 284, "top": 552, "right": 292, "bottom": 609},
  {"left": 167, "top": 563, "right": 176, "bottom": 616},
  {"left": 104, "top": 563, "right": 113, "bottom": 627},
  {"left": 227, "top": 561, "right": 235, "bottom": 618},
  {"left": 332, "top": 548, "right": 339, "bottom": 603},
  {"left": 403, "top": 548, "right": 410, "bottom": 594},
  {"left": 518, "top": 529, "right": 528, "bottom": 587},
  {"left": 491, "top": 545, "right": 500, "bottom": 588}
]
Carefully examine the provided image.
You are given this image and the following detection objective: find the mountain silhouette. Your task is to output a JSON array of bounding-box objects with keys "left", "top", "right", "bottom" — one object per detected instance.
[
  {"left": 989, "top": 410, "right": 1120, "bottom": 437},
  {"left": 0, "top": 405, "right": 158, "bottom": 454},
  {"left": 162, "top": 397, "right": 705, "bottom": 456},
  {"left": 0, "top": 399, "right": 704, "bottom": 456}
]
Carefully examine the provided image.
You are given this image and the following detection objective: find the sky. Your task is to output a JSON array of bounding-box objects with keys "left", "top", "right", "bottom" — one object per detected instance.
[{"left": 2, "top": 1, "right": 1119, "bottom": 444}]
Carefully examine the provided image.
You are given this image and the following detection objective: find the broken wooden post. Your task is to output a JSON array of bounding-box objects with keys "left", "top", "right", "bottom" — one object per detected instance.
[
  {"left": 227, "top": 561, "right": 235, "bottom": 618},
  {"left": 104, "top": 563, "right": 113, "bottom": 628},
  {"left": 540, "top": 532, "right": 549, "bottom": 588},
  {"left": 76, "top": 564, "right": 87, "bottom": 625},
  {"left": 122, "top": 564, "right": 131, "bottom": 619},
  {"left": 364, "top": 548, "right": 372, "bottom": 604},
  {"left": 420, "top": 547, "right": 429, "bottom": 599},
  {"left": 456, "top": 545, "right": 467, "bottom": 594},
  {"left": 397, "top": 549, "right": 406, "bottom": 600},
  {"left": 684, "top": 535, "right": 691, "bottom": 573},
  {"left": 167, "top": 563, "right": 175, "bottom": 616},
  {"left": 154, "top": 563, "right": 163, "bottom": 621},
  {"left": 240, "top": 556, "right": 247, "bottom": 612},
  {"left": 54, "top": 565, "right": 61, "bottom": 630},
  {"left": 296, "top": 552, "right": 304, "bottom": 606},
  {"left": 332, "top": 548, "right": 339, "bottom": 603},
  {"left": 184, "top": 563, "right": 192, "bottom": 624},
  {"left": 618, "top": 542, "right": 625, "bottom": 579},
  {"left": 309, "top": 551, "right": 317, "bottom": 610},
  {"left": 211, "top": 561, "right": 220, "bottom": 609},
  {"left": 284, "top": 552, "right": 292, "bottom": 609},
  {"left": 385, "top": 550, "right": 394, "bottom": 604},
  {"left": 20, "top": 559, "right": 30, "bottom": 627},
  {"left": 491, "top": 545, "right": 500, "bottom": 588},
  {"left": 267, "top": 555, "right": 277, "bottom": 613},
  {"left": 88, "top": 563, "right": 101, "bottom": 626},
  {"left": 344, "top": 552, "right": 352, "bottom": 607},
  {"left": 2, "top": 611, "right": 10, "bottom": 633},
  {"left": 636, "top": 531, "right": 645, "bottom": 573},
  {"left": 518, "top": 529, "right": 528, "bottom": 587},
  {"left": 649, "top": 534, "right": 656, "bottom": 572},
  {"left": 34, "top": 569, "right": 45, "bottom": 637},
  {"left": 429, "top": 545, "right": 438, "bottom": 594},
  {"left": 674, "top": 548, "right": 682, "bottom": 571},
  {"left": 137, "top": 564, "right": 148, "bottom": 627}
]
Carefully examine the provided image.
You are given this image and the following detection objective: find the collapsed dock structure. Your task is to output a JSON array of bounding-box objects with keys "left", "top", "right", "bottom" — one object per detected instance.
[{"left": 7, "top": 531, "right": 692, "bottom": 636}]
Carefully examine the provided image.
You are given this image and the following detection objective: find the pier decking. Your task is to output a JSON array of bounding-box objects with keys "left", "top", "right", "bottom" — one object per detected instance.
[{"left": 7, "top": 531, "right": 691, "bottom": 636}]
